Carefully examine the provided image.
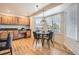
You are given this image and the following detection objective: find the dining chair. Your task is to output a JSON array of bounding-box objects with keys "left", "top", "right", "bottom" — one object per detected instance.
[
  {"left": 0, "top": 32, "right": 13, "bottom": 55},
  {"left": 42, "top": 31, "right": 54, "bottom": 48},
  {"left": 47, "top": 32, "right": 54, "bottom": 48},
  {"left": 33, "top": 31, "right": 41, "bottom": 46}
]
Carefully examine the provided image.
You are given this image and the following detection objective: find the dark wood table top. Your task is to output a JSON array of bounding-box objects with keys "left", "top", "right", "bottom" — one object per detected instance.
[{"left": 36, "top": 31, "right": 50, "bottom": 35}]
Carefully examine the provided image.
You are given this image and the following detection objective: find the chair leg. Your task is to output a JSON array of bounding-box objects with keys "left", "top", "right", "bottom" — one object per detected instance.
[
  {"left": 36, "top": 40, "right": 38, "bottom": 46},
  {"left": 33, "top": 39, "right": 35, "bottom": 45},
  {"left": 10, "top": 47, "right": 12, "bottom": 55},
  {"left": 51, "top": 39, "right": 54, "bottom": 47},
  {"left": 37, "top": 39, "right": 39, "bottom": 43},
  {"left": 47, "top": 40, "right": 50, "bottom": 48},
  {"left": 35, "top": 39, "right": 40, "bottom": 47},
  {"left": 42, "top": 39, "right": 44, "bottom": 47}
]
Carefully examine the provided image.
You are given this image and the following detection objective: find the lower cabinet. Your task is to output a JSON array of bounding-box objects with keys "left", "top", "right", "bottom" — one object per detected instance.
[
  {"left": 26, "top": 29, "right": 31, "bottom": 38},
  {"left": 0, "top": 29, "right": 31, "bottom": 40},
  {"left": 0, "top": 30, "right": 18, "bottom": 40},
  {"left": 13, "top": 30, "right": 18, "bottom": 39},
  {"left": 0, "top": 31, "right": 8, "bottom": 40},
  {"left": 7, "top": 30, "right": 18, "bottom": 40},
  {"left": 0, "top": 16, "right": 2, "bottom": 24}
]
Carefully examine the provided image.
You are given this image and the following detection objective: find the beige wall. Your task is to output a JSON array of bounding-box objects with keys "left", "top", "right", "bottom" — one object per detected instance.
[{"left": 30, "top": 17, "right": 34, "bottom": 38}]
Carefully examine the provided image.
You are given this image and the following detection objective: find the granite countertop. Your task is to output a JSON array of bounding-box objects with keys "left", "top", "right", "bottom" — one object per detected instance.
[
  {"left": 19, "top": 30, "right": 26, "bottom": 33},
  {"left": 0, "top": 28, "right": 18, "bottom": 30}
]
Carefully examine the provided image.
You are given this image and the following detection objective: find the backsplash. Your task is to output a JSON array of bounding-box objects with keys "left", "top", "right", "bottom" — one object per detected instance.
[{"left": 0, "top": 25, "right": 30, "bottom": 30}]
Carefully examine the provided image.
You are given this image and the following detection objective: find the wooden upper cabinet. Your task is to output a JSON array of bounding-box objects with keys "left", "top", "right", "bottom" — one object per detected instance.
[
  {"left": 22, "top": 18, "right": 26, "bottom": 25},
  {"left": 1, "top": 15, "right": 8, "bottom": 24},
  {"left": 12, "top": 16, "right": 18, "bottom": 24},
  {"left": 18, "top": 17, "right": 27, "bottom": 25},
  {"left": 0, "top": 16, "right": 2, "bottom": 24},
  {"left": 19, "top": 17, "right": 30, "bottom": 25},
  {"left": 1, "top": 15, "right": 13, "bottom": 24},
  {"left": 7, "top": 16, "right": 13, "bottom": 24},
  {"left": 1, "top": 15, "right": 30, "bottom": 25},
  {"left": 24, "top": 17, "right": 30, "bottom": 25},
  {"left": 22, "top": 18, "right": 25, "bottom": 25},
  {"left": 18, "top": 17, "right": 24, "bottom": 25}
]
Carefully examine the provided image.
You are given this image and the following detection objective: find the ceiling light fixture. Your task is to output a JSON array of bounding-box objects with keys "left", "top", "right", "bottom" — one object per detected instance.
[
  {"left": 36, "top": 4, "right": 48, "bottom": 32},
  {"left": 35, "top": 4, "right": 46, "bottom": 22}
]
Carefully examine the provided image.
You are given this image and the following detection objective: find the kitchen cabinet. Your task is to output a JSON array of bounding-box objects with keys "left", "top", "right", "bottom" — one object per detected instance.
[
  {"left": 1, "top": 16, "right": 18, "bottom": 25},
  {"left": 22, "top": 18, "right": 25, "bottom": 25},
  {"left": 1, "top": 15, "right": 8, "bottom": 24},
  {"left": 18, "top": 17, "right": 24, "bottom": 25},
  {"left": 13, "top": 30, "right": 18, "bottom": 39},
  {"left": 24, "top": 17, "right": 30, "bottom": 25},
  {"left": 27, "top": 17, "right": 30, "bottom": 25},
  {"left": 19, "top": 30, "right": 26, "bottom": 38},
  {"left": 0, "top": 29, "right": 31, "bottom": 40},
  {"left": 26, "top": 29, "right": 31, "bottom": 38},
  {"left": 1, "top": 16, "right": 13, "bottom": 24},
  {"left": 0, "top": 16, "right": 2, "bottom": 24},
  {"left": 0, "top": 31, "right": 8, "bottom": 40},
  {"left": 18, "top": 29, "right": 31, "bottom": 38},
  {"left": 6, "top": 30, "right": 19, "bottom": 40},
  {"left": 12, "top": 16, "right": 18, "bottom": 24},
  {"left": 1, "top": 15, "right": 30, "bottom": 25},
  {"left": 18, "top": 17, "right": 30, "bottom": 25},
  {"left": 7, "top": 16, "right": 13, "bottom": 24},
  {"left": 24, "top": 19, "right": 29, "bottom": 25}
]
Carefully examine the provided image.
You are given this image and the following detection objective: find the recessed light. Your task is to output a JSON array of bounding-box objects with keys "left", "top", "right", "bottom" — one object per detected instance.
[{"left": 36, "top": 5, "right": 39, "bottom": 8}]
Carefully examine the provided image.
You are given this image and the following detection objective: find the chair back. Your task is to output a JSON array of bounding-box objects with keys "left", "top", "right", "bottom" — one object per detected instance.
[
  {"left": 48, "top": 32, "right": 54, "bottom": 40},
  {"left": 33, "top": 32, "right": 37, "bottom": 39},
  {"left": 33, "top": 31, "right": 41, "bottom": 39},
  {"left": 6, "top": 32, "right": 13, "bottom": 48}
]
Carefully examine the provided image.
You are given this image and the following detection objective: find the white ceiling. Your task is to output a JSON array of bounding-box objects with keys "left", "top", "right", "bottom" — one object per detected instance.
[
  {"left": 33, "top": 3, "right": 71, "bottom": 17},
  {"left": 33, "top": 3, "right": 64, "bottom": 17},
  {"left": 0, "top": 3, "right": 50, "bottom": 16}
]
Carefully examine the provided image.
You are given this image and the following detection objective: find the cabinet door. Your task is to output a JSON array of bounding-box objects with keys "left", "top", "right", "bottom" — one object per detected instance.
[
  {"left": 7, "top": 16, "right": 13, "bottom": 24},
  {"left": 23, "top": 18, "right": 26, "bottom": 25},
  {"left": 15, "top": 17, "right": 18, "bottom": 24},
  {"left": 19, "top": 17, "right": 30, "bottom": 25},
  {"left": 18, "top": 18, "right": 22, "bottom": 25},
  {"left": 0, "top": 31, "right": 8, "bottom": 40},
  {"left": 13, "top": 30, "right": 18, "bottom": 39},
  {"left": 24, "top": 18, "right": 27, "bottom": 25},
  {"left": 7, "top": 30, "right": 18, "bottom": 39},
  {"left": 0, "top": 16, "right": 2, "bottom": 24},
  {"left": 1, "top": 15, "right": 8, "bottom": 24},
  {"left": 23, "top": 17, "right": 30, "bottom": 25},
  {"left": 26, "top": 17, "right": 30, "bottom": 25},
  {"left": 19, "top": 17, "right": 24, "bottom": 25},
  {"left": 26, "top": 30, "right": 31, "bottom": 38},
  {"left": 25, "top": 19, "right": 30, "bottom": 25},
  {"left": 22, "top": 18, "right": 25, "bottom": 25},
  {"left": 12, "top": 17, "right": 18, "bottom": 24}
]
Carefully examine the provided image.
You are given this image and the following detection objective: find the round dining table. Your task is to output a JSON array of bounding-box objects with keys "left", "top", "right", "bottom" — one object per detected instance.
[
  {"left": 36, "top": 31, "right": 50, "bottom": 46},
  {"left": 36, "top": 31, "right": 49, "bottom": 38}
]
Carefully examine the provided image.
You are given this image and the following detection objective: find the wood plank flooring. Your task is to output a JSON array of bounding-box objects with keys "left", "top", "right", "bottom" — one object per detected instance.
[{"left": 0, "top": 33, "right": 73, "bottom": 55}]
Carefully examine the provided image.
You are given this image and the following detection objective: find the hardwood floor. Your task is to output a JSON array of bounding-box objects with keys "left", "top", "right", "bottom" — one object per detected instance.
[{"left": 0, "top": 33, "right": 73, "bottom": 55}]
